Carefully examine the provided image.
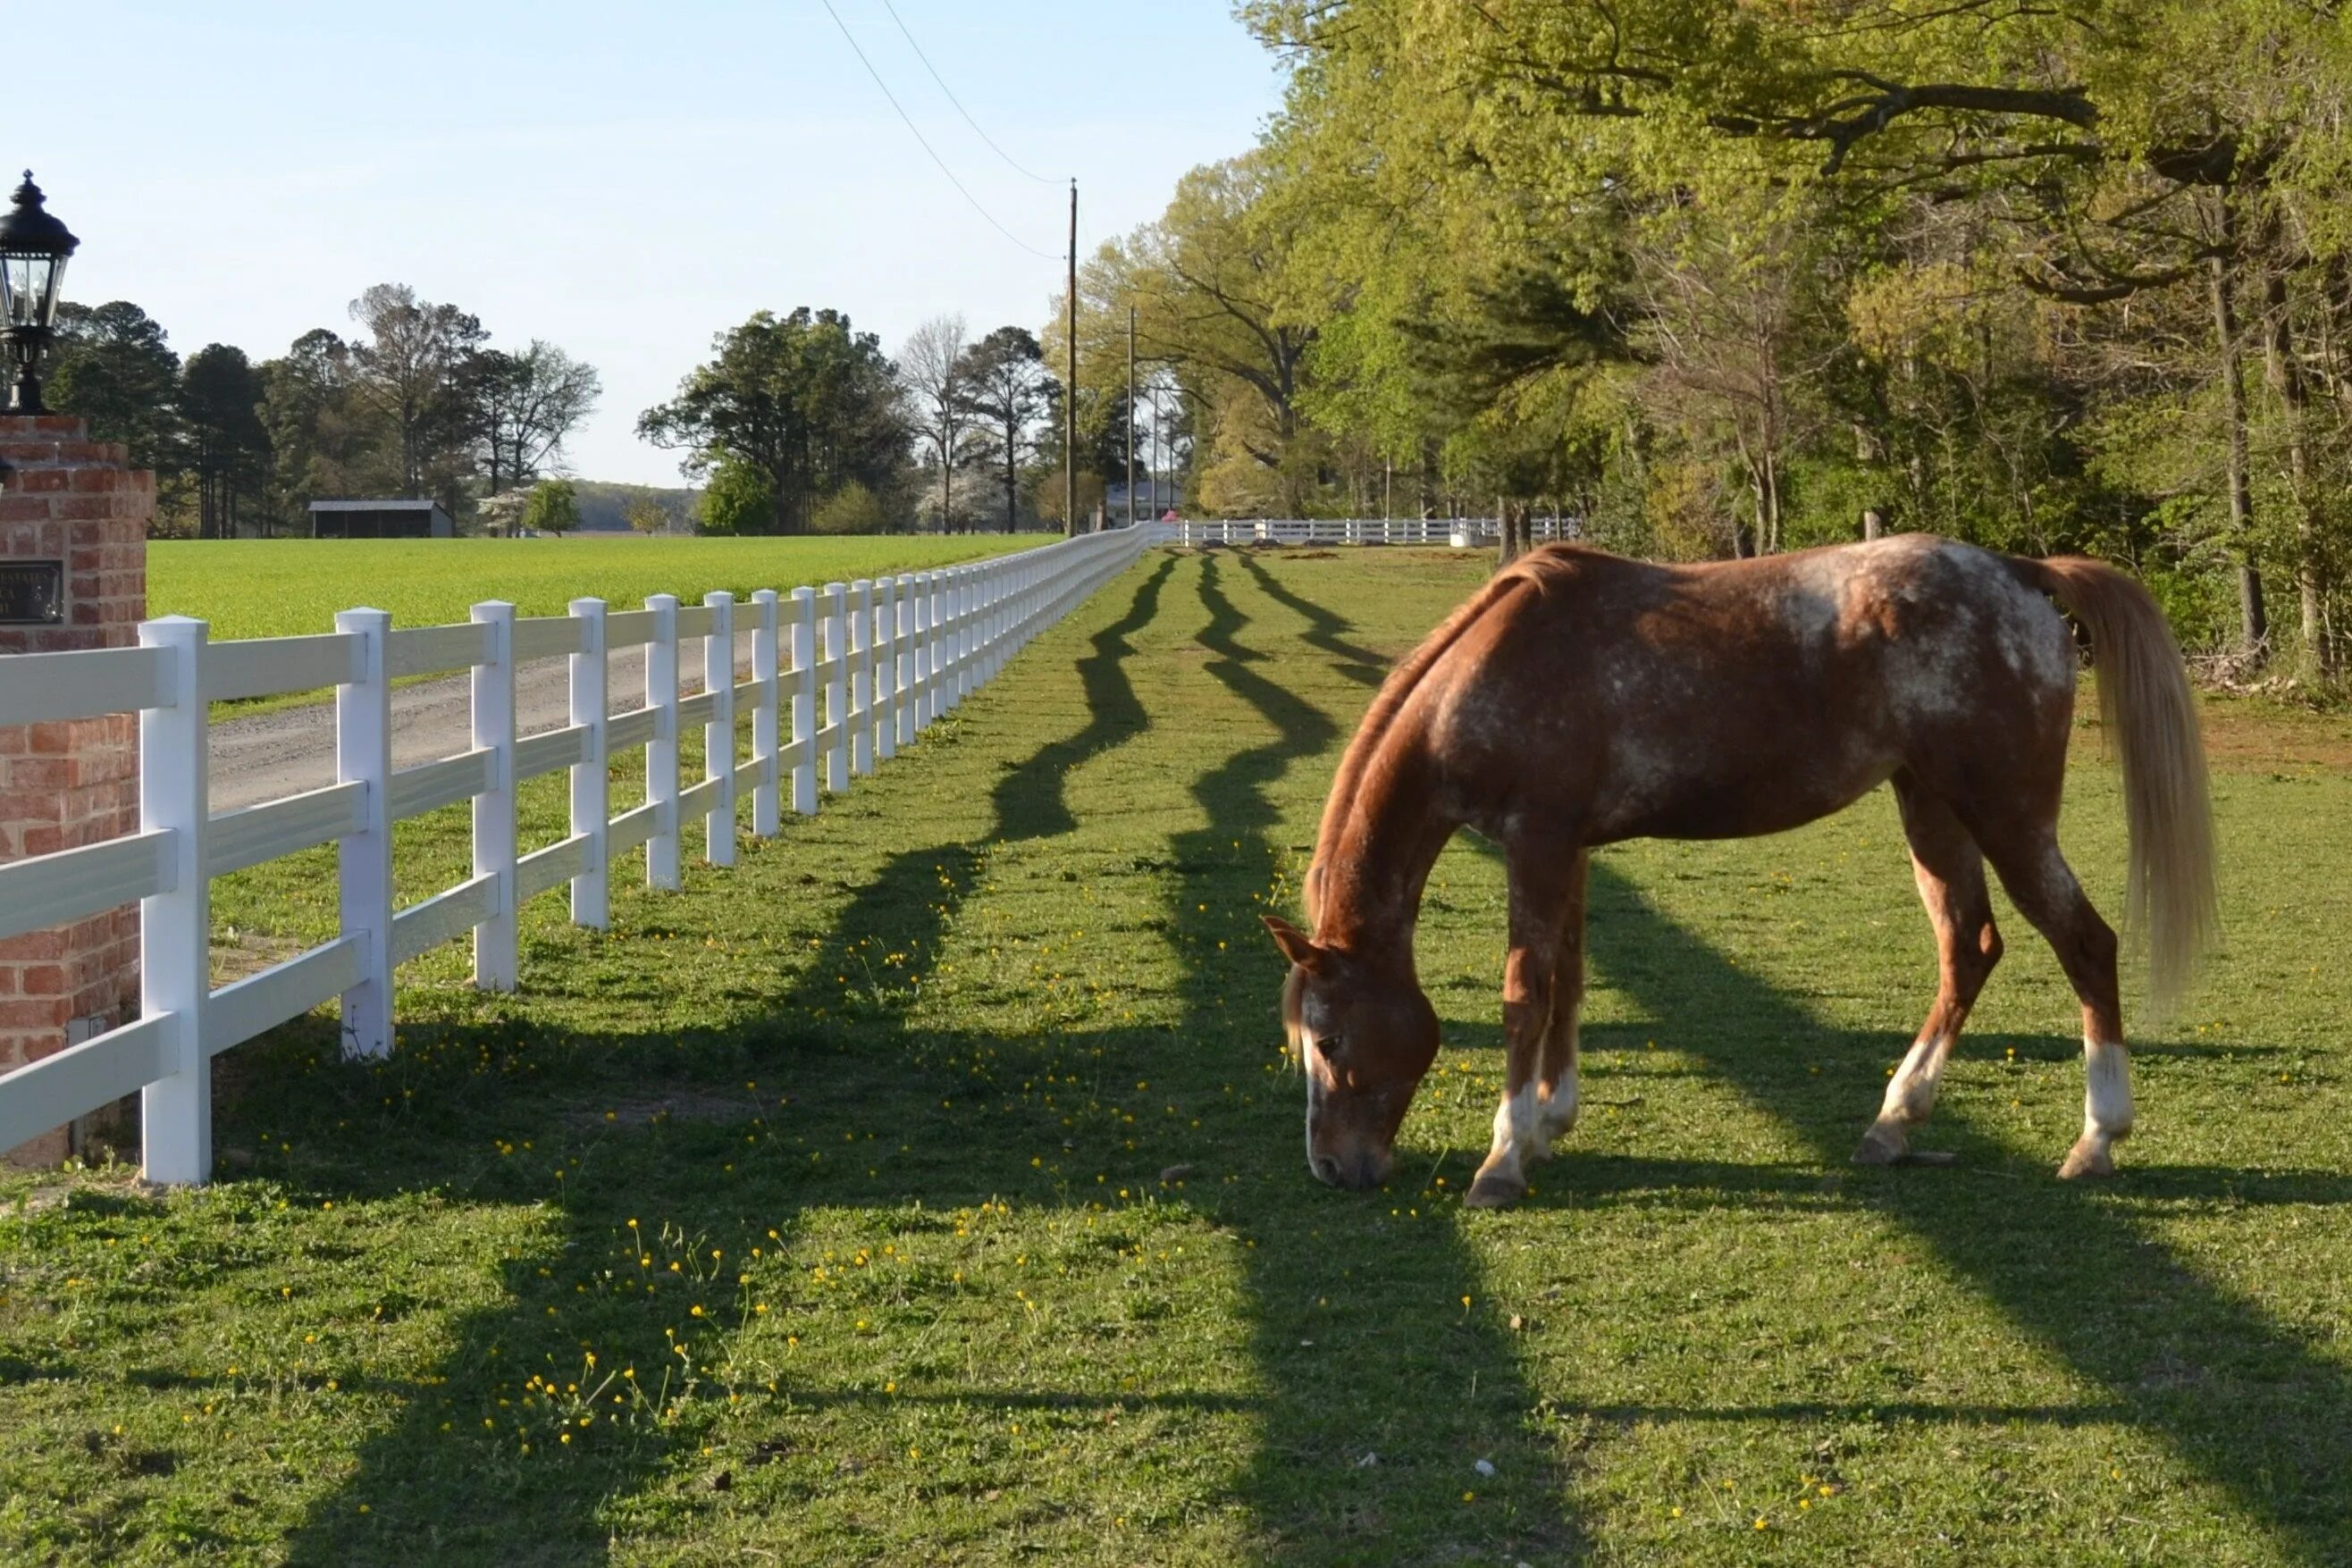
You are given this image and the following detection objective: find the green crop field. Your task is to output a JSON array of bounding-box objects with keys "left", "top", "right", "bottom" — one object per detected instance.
[
  {"left": 147, "top": 534, "right": 1047, "bottom": 644},
  {"left": 4, "top": 546, "right": 2349, "bottom": 1564}
]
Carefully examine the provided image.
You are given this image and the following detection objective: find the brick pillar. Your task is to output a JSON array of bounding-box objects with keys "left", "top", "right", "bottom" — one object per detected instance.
[{"left": 0, "top": 415, "right": 151, "bottom": 1166}]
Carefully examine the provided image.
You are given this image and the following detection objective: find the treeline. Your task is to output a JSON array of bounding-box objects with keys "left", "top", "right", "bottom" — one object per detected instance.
[
  {"left": 639, "top": 307, "right": 1139, "bottom": 536},
  {"left": 1065, "top": 0, "right": 2350, "bottom": 675},
  {"left": 50, "top": 284, "right": 598, "bottom": 538}
]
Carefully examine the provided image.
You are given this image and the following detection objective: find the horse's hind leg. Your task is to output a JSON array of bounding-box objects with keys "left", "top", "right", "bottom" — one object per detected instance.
[
  {"left": 1468, "top": 844, "right": 1583, "bottom": 1208},
  {"left": 1856, "top": 776, "right": 2003, "bottom": 1165},
  {"left": 1974, "top": 823, "right": 2132, "bottom": 1178}
]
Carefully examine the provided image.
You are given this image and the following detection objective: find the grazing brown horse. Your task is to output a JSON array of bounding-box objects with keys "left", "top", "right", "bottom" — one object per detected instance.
[{"left": 1264, "top": 535, "right": 2216, "bottom": 1208}]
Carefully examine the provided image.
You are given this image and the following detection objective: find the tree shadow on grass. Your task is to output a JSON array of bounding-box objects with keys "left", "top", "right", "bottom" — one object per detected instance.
[
  {"left": 1178, "top": 554, "right": 1585, "bottom": 1563},
  {"left": 1573, "top": 858, "right": 2352, "bottom": 1562}
]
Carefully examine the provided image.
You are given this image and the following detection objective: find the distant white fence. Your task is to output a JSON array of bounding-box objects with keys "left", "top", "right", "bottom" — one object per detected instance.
[
  {"left": 1166, "top": 517, "right": 1578, "bottom": 548},
  {"left": 0, "top": 525, "right": 1149, "bottom": 1183}
]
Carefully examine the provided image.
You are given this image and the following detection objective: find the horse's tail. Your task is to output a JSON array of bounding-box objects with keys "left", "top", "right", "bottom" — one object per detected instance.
[{"left": 2012, "top": 555, "right": 2219, "bottom": 1012}]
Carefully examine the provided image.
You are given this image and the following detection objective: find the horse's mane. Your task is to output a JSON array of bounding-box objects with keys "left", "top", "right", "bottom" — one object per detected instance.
[{"left": 1302, "top": 546, "right": 1583, "bottom": 933}]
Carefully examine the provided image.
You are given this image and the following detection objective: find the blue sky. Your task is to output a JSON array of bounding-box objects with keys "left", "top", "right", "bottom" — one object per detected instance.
[{"left": 22, "top": 2, "right": 1284, "bottom": 485}]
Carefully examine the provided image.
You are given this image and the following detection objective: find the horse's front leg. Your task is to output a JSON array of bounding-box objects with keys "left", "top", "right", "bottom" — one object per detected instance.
[{"left": 1467, "top": 846, "right": 1581, "bottom": 1209}]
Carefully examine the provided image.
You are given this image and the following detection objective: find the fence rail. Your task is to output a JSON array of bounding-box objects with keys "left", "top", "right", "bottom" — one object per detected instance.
[
  {"left": 1164, "top": 516, "right": 1578, "bottom": 548},
  {"left": 0, "top": 526, "right": 1149, "bottom": 1180}
]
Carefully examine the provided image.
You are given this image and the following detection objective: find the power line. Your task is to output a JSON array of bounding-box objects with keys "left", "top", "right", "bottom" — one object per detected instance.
[
  {"left": 877, "top": 0, "right": 1061, "bottom": 186},
  {"left": 817, "top": 0, "right": 1059, "bottom": 261}
]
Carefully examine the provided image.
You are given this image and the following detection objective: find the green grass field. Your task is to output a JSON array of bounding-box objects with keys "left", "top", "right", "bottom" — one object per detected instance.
[
  {"left": 148, "top": 534, "right": 1046, "bottom": 643},
  {"left": 4, "top": 546, "right": 2349, "bottom": 1564}
]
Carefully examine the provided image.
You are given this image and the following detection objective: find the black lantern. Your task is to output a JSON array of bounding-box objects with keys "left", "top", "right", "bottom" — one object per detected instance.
[{"left": 0, "top": 172, "right": 78, "bottom": 416}]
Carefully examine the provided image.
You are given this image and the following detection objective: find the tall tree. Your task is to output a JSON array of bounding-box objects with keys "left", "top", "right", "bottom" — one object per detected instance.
[
  {"left": 179, "top": 344, "right": 271, "bottom": 539},
  {"left": 1064, "top": 155, "right": 1320, "bottom": 515},
  {"left": 347, "top": 283, "right": 484, "bottom": 501},
  {"left": 48, "top": 301, "right": 183, "bottom": 479},
  {"left": 898, "top": 314, "right": 974, "bottom": 531},
  {"left": 639, "top": 307, "right": 906, "bottom": 535},
  {"left": 957, "top": 326, "right": 1049, "bottom": 532},
  {"left": 461, "top": 340, "right": 601, "bottom": 495},
  {"left": 260, "top": 329, "right": 390, "bottom": 528}
]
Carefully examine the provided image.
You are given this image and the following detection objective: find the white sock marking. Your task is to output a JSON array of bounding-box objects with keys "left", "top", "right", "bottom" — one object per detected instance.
[
  {"left": 1481, "top": 1082, "right": 1543, "bottom": 1186},
  {"left": 1878, "top": 1033, "right": 1953, "bottom": 1126},
  {"left": 2083, "top": 1037, "right": 2133, "bottom": 1142}
]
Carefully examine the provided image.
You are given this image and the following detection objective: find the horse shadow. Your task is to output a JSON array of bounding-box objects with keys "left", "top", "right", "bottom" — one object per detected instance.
[{"left": 236, "top": 550, "right": 1580, "bottom": 1564}]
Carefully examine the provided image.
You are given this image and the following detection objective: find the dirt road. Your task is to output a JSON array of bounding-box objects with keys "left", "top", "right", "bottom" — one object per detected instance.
[{"left": 209, "top": 633, "right": 761, "bottom": 813}]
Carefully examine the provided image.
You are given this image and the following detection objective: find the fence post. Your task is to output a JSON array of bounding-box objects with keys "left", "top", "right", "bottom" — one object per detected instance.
[
  {"left": 910, "top": 571, "right": 931, "bottom": 733},
  {"left": 940, "top": 566, "right": 959, "bottom": 709},
  {"left": 139, "top": 616, "right": 211, "bottom": 1185},
  {"left": 928, "top": 570, "right": 948, "bottom": 721},
  {"left": 895, "top": 573, "right": 918, "bottom": 748},
  {"left": 702, "top": 591, "right": 737, "bottom": 867},
  {"left": 824, "top": 581, "right": 850, "bottom": 792},
  {"left": 645, "top": 593, "right": 682, "bottom": 890},
  {"left": 968, "top": 563, "right": 987, "bottom": 700},
  {"left": 751, "top": 589, "right": 781, "bottom": 837},
  {"left": 939, "top": 569, "right": 956, "bottom": 710},
  {"left": 568, "top": 597, "right": 609, "bottom": 929},
  {"left": 334, "top": 607, "right": 394, "bottom": 1062},
  {"left": 472, "top": 600, "right": 519, "bottom": 991},
  {"left": 849, "top": 578, "right": 874, "bottom": 776},
  {"left": 983, "top": 561, "right": 1003, "bottom": 685},
  {"left": 873, "top": 575, "right": 897, "bottom": 764},
  {"left": 792, "top": 586, "right": 819, "bottom": 815}
]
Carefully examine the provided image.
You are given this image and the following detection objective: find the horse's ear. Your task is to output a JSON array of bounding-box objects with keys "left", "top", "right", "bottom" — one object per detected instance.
[{"left": 1261, "top": 914, "right": 1329, "bottom": 973}]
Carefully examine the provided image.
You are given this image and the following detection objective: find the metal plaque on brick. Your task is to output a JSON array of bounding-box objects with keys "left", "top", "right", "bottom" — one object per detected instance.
[{"left": 0, "top": 558, "right": 64, "bottom": 625}]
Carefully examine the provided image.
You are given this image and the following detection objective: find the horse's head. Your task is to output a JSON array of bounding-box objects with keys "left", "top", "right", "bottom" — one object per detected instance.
[{"left": 1264, "top": 914, "right": 1440, "bottom": 1190}]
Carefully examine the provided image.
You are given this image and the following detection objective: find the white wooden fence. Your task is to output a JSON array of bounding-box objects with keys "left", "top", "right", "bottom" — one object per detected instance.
[
  {"left": 0, "top": 525, "right": 1149, "bottom": 1184},
  {"left": 1166, "top": 516, "right": 1578, "bottom": 548}
]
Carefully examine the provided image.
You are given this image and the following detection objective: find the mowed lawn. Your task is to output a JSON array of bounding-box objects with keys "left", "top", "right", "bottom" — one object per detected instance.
[
  {"left": 3, "top": 546, "right": 2349, "bottom": 1565},
  {"left": 148, "top": 533, "right": 1046, "bottom": 643}
]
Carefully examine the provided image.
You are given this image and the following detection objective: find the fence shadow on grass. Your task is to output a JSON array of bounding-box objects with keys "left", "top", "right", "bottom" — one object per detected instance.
[
  {"left": 1230, "top": 549, "right": 1390, "bottom": 685},
  {"left": 1180, "top": 554, "right": 1586, "bottom": 1564},
  {"left": 1571, "top": 859, "right": 2352, "bottom": 1562},
  {"left": 264, "top": 557, "right": 1186, "bottom": 1563}
]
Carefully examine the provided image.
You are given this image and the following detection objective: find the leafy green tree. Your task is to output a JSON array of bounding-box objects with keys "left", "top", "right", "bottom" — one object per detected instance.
[
  {"left": 811, "top": 481, "right": 891, "bottom": 535},
  {"left": 639, "top": 307, "right": 907, "bottom": 534},
  {"left": 520, "top": 477, "right": 581, "bottom": 535},
  {"left": 624, "top": 496, "right": 671, "bottom": 534},
  {"left": 1063, "top": 155, "right": 1320, "bottom": 515},
  {"left": 694, "top": 453, "right": 777, "bottom": 537}
]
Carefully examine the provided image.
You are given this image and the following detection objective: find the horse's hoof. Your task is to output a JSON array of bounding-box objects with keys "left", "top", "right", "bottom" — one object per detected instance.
[
  {"left": 1852, "top": 1121, "right": 1908, "bottom": 1166},
  {"left": 2057, "top": 1139, "right": 2116, "bottom": 1179},
  {"left": 1464, "top": 1175, "right": 1527, "bottom": 1209}
]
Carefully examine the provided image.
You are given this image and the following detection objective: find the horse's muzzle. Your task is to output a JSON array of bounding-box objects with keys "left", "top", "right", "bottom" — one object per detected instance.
[{"left": 1311, "top": 1147, "right": 1391, "bottom": 1190}]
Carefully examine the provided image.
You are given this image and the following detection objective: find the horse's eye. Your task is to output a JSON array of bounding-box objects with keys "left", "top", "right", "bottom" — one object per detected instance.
[{"left": 1317, "top": 1034, "right": 1345, "bottom": 1060}]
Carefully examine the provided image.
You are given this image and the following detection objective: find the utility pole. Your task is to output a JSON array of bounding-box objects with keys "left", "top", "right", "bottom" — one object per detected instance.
[
  {"left": 1065, "top": 179, "right": 1079, "bottom": 536},
  {"left": 1126, "top": 306, "right": 1137, "bottom": 529}
]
